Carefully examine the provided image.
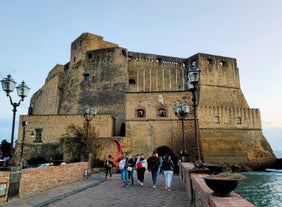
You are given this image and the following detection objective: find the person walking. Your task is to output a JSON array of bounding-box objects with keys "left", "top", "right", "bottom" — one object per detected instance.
[
  {"left": 105, "top": 155, "right": 114, "bottom": 180},
  {"left": 119, "top": 156, "right": 125, "bottom": 183},
  {"left": 136, "top": 153, "right": 147, "bottom": 186},
  {"left": 124, "top": 153, "right": 134, "bottom": 187},
  {"left": 161, "top": 154, "right": 174, "bottom": 191},
  {"left": 147, "top": 151, "right": 160, "bottom": 188}
]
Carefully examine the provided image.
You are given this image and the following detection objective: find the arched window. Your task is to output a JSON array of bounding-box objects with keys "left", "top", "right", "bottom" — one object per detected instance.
[
  {"left": 137, "top": 109, "right": 145, "bottom": 118},
  {"left": 158, "top": 108, "right": 167, "bottom": 117}
]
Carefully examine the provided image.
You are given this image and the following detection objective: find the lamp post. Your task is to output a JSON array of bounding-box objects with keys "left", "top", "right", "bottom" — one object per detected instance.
[
  {"left": 1, "top": 74, "right": 30, "bottom": 160},
  {"left": 187, "top": 65, "right": 202, "bottom": 167},
  {"left": 82, "top": 105, "right": 97, "bottom": 163},
  {"left": 173, "top": 103, "right": 189, "bottom": 161},
  {"left": 20, "top": 121, "right": 34, "bottom": 167}
]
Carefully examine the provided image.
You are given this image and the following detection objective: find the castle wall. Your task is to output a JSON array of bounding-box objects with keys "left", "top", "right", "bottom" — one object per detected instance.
[
  {"left": 29, "top": 64, "right": 64, "bottom": 115},
  {"left": 198, "top": 106, "right": 261, "bottom": 129},
  {"left": 127, "top": 51, "right": 187, "bottom": 92},
  {"left": 18, "top": 114, "right": 114, "bottom": 144},
  {"left": 70, "top": 33, "right": 118, "bottom": 66},
  {"left": 126, "top": 91, "right": 195, "bottom": 157},
  {"left": 200, "top": 129, "right": 275, "bottom": 167},
  {"left": 20, "top": 33, "right": 276, "bottom": 168}
]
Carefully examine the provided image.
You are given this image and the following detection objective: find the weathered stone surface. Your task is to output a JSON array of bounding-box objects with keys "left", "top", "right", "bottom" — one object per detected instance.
[{"left": 16, "top": 33, "right": 276, "bottom": 168}]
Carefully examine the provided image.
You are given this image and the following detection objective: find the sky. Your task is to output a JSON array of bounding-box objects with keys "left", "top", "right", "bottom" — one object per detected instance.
[{"left": 0, "top": 0, "right": 281, "bottom": 151}]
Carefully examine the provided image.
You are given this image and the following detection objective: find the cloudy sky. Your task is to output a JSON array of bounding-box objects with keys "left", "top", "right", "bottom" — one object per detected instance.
[{"left": 0, "top": 0, "right": 281, "bottom": 151}]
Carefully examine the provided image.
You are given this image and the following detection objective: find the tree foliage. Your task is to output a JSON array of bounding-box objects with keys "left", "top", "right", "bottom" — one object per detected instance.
[
  {"left": 61, "top": 123, "right": 99, "bottom": 163},
  {"left": 0, "top": 139, "right": 11, "bottom": 158}
]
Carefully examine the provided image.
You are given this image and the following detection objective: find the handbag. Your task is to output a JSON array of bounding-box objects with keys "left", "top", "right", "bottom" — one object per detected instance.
[{"left": 127, "top": 166, "right": 133, "bottom": 171}]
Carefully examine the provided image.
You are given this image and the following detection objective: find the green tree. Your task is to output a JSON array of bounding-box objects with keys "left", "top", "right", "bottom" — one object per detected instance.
[
  {"left": 0, "top": 139, "right": 11, "bottom": 158},
  {"left": 61, "top": 123, "right": 99, "bottom": 163}
]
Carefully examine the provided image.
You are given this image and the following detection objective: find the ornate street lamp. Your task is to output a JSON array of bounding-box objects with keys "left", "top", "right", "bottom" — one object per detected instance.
[
  {"left": 187, "top": 65, "right": 202, "bottom": 167},
  {"left": 173, "top": 103, "right": 189, "bottom": 161},
  {"left": 82, "top": 105, "right": 97, "bottom": 163},
  {"left": 1, "top": 74, "right": 30, "bottom": 160}
]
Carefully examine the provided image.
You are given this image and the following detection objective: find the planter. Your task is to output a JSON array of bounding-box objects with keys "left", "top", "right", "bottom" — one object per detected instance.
[{"left": 203, "top": 173, "right": 245, "bottom": 197}]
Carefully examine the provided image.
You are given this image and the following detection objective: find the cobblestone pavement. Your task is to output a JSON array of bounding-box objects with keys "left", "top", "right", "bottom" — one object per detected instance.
[
  {"left": 3, "top": 172, "right": 189, "bottom": 207},
  {"left": 47, "top": 172, "right": 189, "bottom": 207}
]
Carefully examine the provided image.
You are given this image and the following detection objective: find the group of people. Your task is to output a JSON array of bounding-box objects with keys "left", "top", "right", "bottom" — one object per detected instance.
[{"left": 105, "top": 151, "right": 175, "bottom": 191}]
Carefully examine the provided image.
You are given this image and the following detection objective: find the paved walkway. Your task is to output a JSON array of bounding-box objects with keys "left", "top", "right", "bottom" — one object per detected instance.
[{"left": 3, "top": 172, "right": 189, "bottom": 207}]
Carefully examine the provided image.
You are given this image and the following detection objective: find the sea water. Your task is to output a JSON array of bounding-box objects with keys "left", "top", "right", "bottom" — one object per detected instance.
[{"left": 235, "top": 150, "right": 282, "bottom": 207}]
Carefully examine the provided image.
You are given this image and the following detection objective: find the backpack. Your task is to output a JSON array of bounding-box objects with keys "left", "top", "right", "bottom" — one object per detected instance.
[
  {"left": 150, "top": 157, "right": 159, "bottom": 170},
  {"left": 137, "top": 161, "right": 143, "bottom": 169}
]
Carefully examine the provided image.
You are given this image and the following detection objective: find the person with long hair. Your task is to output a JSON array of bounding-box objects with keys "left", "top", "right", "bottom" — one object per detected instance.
[{"left": 161, "top": 154, "right": 174, "bottom": 191}]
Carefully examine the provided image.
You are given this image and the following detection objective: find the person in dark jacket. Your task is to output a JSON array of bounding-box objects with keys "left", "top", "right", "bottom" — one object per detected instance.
[
  {"left": 161, "top": 154, "right": 174, "bottom": 191},
  {"left": 147, "top": 151, "right": 160, "bottom": 188}
]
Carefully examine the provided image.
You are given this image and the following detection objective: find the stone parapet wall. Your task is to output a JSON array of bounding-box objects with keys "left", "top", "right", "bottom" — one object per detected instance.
[
  {"left": 181, "top": 163, "right": 256, "bottom": 207},
  {"left": 0, "top": 162, "right": 87, "bottom": 204},
  {"left": 0, "top": 171, "right": 10, "bottom": 202},
  {"left": 19, "top": 162, "right": 88, "bottom": 198}
]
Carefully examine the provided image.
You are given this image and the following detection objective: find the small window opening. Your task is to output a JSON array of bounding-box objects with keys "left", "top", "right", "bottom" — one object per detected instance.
[
  {"left": 207, "top": 58, "right": 213, "bottom": 64},
  {"left": 129, "top": 79, "right": 136, "bottom": 84},
  {"left": 214, "top": 116, "right": 220, "bottom": 123},
  {"left": 237, "top": 117, "right": 242, "bottom": 124},
  {"left": 74, "top": 57, "right": 76, "bottom": 63},
  {"left": 79, "top": 40, "right": 82, "bottom": 46},
  {"left": 88, "top": 53, "right": 93, "bottom": 59},
  {"left": 34, "top": 128, "right": 42, "bottom": 142},
  {"left": 158, "top": 109, "right": 167, "bottom": 117},
  {"left": 220, "top": 61, "right": 228, "bottom": 67},
  {"left": 122, "top": 50, "right": 127, "bottom": 56},
  {"left": 84, "top": 74, "right": 90, "bottom": 81},
  {"left": 137, "top": 109, "right": 145, "bottom": 118}
]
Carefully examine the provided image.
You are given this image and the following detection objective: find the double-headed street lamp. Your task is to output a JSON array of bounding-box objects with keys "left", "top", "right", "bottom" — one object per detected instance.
[
  {"left": 1, "top": 74, "right": 30, "bottom": 159},
  {"left": 173, "top": 103, "right": 189, "bottom": 161},
  {"left": 82, "top": 105, "right": 97, "bottom": 163},
  {"left": 187, "top": 65, "right": 202, "bottom": 167}
]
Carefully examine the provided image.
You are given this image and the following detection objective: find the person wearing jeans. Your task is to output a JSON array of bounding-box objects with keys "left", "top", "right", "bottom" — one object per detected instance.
[
  {"left": 147, "top": 151, "right": 160, "bottom": 188},
  {"left": 161, "top": 154, "right": 174, "bottom": 191},
  {"left": 124, "top": 153, "right": 134, "bottom": 187}
]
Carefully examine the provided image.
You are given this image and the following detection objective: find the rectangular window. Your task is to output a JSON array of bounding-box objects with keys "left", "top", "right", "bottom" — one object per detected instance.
[
  {"left": 214, "top": 116, "right": 220, "bottom": 123},
  {"left": 34, "top": 128, "right": 42, "bottom": 142},
  {"left": 237, "top": 117, "right": 242, "bottom": 124},
  {"left": 84, "top": 74, "right": 90, "bottom": 81}
]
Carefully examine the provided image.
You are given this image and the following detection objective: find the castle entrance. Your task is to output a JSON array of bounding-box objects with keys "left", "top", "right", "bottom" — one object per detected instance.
[{"left": 155, "top": 145, "right": 179, "bottom": 175}]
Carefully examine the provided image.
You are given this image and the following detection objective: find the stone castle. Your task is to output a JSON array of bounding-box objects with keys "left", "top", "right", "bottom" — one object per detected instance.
[{"left": 15, "top": 33, "right": 276, "bottom": 168}]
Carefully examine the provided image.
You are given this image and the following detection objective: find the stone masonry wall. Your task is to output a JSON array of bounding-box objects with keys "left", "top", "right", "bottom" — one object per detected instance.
[
  {"left": 24, "top": 33, "right": 276, "bottom": 168},
  {"left": 127, "top": 51, "right": 187, "bottom": 92},
  {"left": 0, "top": 171, "right": 10, "bottom": 202},
  {"left": 15, "top": 114, "right": 115, "bottom": 164},
  {"left": 18, "top": 162, "right": 88, "bottom": 198},
  {"left": 29, "top": 64, "right": 64, "bottom": 115},
  {"left": 126, "top": 91, "right": 196, "bottom": 158}
]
